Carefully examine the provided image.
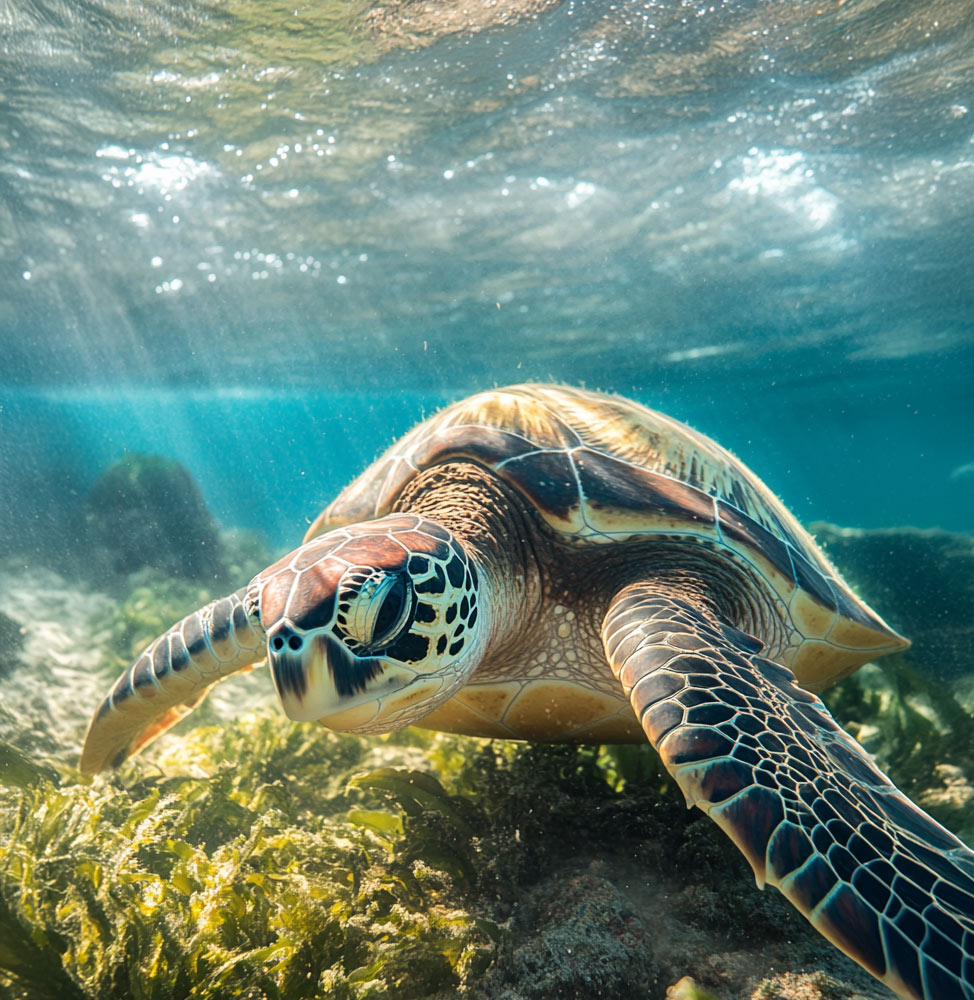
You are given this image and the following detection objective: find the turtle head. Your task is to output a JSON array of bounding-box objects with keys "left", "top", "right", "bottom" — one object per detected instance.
[{"left": 255, "top": 514, "right": 484, "bottom": 733}]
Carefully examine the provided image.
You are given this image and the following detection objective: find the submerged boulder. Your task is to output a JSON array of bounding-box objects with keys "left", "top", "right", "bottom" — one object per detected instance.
[
  {"left": 84, "top": 454, "right": 223, "bottom": 583},
  {"left": 475, "top": 871, "right": 658, "bottom": 1000},
  {"left": 0, "top": 610, "right": 24, "bottom": 680},
  {"left": 812, "top": 522, "right": 974, "bottom": 680},
  {"left": 0, "top": 611, "right": 23, "bottom": 654}
]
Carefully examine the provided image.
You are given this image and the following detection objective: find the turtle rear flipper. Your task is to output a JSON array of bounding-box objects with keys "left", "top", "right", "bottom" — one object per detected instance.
[
  {"left": 80, "top": 586, "right": 266, "bottom": 774},
  {"left": 602, "top": 580, "right": 974, "bottom": 1000}
]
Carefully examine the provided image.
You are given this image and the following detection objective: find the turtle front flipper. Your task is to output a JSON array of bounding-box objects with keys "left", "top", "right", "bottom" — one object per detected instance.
[
  {"left": 80, "top": 586, "right": 266, "bottom": 775},
  {"left": 602, "top": 580, "right": 974, "bottom": 1000}
]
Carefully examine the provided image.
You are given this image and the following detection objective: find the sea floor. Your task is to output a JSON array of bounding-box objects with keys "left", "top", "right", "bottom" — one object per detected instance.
[{"left": 0, "top": 523, "right": 972, "bottom": 1000}]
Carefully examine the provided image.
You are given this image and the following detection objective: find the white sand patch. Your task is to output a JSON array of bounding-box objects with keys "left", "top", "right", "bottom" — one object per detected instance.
[
  {"left": 0, "top": 559, "right": 277, "bottom": 768},
  {"left": 0, "top": 562, "right": 118, "bottom": 760}
]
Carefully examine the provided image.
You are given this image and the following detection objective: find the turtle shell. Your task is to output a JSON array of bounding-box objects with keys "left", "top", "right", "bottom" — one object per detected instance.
[{"left": 306, "top": 384, "right": 906, "bottom": 690}]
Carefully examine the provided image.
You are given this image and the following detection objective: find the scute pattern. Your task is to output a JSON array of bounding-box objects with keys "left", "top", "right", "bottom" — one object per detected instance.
[
  {"left": 315, "top": 384, "right": 898, "bottom": 669},
  {"left": 257, "top": 513, "right": 479, "bottom": 665},
  {"left": 604, "top": 581, "right": 974, "bottom": 1000},
  {"left": 322, "top": 384, "right": 806, "bottom": 551}
]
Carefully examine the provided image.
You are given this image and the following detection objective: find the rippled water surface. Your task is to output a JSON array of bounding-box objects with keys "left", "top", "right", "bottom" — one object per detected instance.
[{"left": 1, "top": 0, "right": 973, "bottom": 542}]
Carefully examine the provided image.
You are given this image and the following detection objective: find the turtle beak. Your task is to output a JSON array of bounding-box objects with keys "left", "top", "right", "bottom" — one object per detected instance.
[{"left": 267, "top": 624, "right": 392, "bottom": 723}]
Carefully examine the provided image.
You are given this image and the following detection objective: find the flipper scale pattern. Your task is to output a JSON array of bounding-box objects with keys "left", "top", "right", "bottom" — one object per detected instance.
[
  {"left": 80, "top": 587, "right": 265, "bottom": 775},
  {"left": 602, "top": 581, "right": 974, "bottom": 1000}
]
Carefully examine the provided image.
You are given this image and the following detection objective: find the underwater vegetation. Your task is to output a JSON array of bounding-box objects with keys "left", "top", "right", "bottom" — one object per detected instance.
[
  {"left": 0, "top": 516, "right": 972, "bottom": 999},
  {"left": 813, "top": 524, "right": 974, "bottom": 844},
  {"left": 0, "top": 721, "right": 497, "bottom": 1000},
  {"left": 0, "top": 714, "right": 842, "bottom": 1000}
]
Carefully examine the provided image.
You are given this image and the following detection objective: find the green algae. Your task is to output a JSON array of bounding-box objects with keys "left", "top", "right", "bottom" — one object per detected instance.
[
  {"left": 824, "top": 657, "right": 974, "bottom": 843},
  {"left": 665, "top": 977, "right": 720, "bottom": 1000},
  {"left": 4, "top": 666, "right": 969, "bottom": 999},
  {"left": 0, "top": 685, "right": 947, "bottom": 1000},
  {"left": 0, "top": 739, "right": 61, "bottom": 791},
  {"left": 107, "top": 571, "right": 216, "bottom": 670},
  {"left": 0, "top": 703, "right": 674, "bottom": 999},
  {"left": 2, "top": 522, "right": 974, "bottom": 999},
  {"left": 105, "top": 528, "right": 273, "bottom": 673},
  {"left": 813, "top": 525, "right": 974, "bottom": 844},
  {"left": 0, "top": 719, "right": 500, "bottom": 1000}
]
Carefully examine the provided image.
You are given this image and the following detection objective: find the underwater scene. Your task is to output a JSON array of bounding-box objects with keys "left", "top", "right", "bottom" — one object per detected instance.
[{"left": 2, "top": 0, "right": 974, "bottom": 998}]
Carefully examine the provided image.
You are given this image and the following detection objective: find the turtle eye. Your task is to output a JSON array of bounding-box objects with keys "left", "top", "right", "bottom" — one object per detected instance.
[{"left": 345, "top": 572, "right": 413, "bottom": 650}]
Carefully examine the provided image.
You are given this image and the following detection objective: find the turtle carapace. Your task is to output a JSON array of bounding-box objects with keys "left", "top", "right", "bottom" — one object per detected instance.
[{"left": 81, "top": 384, "right": 973, "bottom": 1000}]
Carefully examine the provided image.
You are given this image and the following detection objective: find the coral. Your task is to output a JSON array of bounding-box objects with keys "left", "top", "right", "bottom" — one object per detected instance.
[{"left": 84, "top": 454, "right": 224, "bottom": 583}]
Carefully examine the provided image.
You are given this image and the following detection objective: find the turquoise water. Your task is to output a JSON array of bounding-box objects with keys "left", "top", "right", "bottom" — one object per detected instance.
[
  {"left": 3, "top": 373, "right": 972, "bottom": 556},
  {"left": 2, "top": 0, "right": 973, "bottom": 556}
]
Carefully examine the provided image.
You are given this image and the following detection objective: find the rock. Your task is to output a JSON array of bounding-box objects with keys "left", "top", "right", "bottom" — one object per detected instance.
[
  {"left": 748, "top": 970, "right": 854, "bottom": 1000},
  {"left": 476, "top": 871, "right": 658, "bottom": 1000},
  {"left": 83, "top": 454, "right": 223, "bottom": 583},
  {"left": 0, "top": 609, "right": 24, "bottom": 680},
  {"left": 0, "top": 609, "right": 24, "bottom": 653},
  {"left": 811, "top": 523, "right": 974, "bottom": 679}
]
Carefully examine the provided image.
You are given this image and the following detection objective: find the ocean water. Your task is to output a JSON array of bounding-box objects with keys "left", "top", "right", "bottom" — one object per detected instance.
[
  {"left": 2, "top": 0, "right": 973, "bottom": 551},
  {"left": 1, "top": 1, "right": 974, "bottom": 998}
]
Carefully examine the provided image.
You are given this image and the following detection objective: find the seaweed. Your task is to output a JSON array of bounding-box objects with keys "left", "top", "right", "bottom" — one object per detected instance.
[
  {"left": 0, "top": 712, "right": 693, "bottom": 999},
  {"left": 106, "top": 571, "right": 215, "bottom": 671},
  {"left": 3, "top": 522, "right": 973, "bottom": 998},
  {"left": 0, "top": 720, "right": 500, "bottom": 1000},
  {"left": 666, "top": 978, "right": 721, "bottom": 1000},
  {"left": 824, "top": 657, "right": 974, "bottom": 843},
  {"left": 0, "top": 738, "right": 61, "bottom": 791},
  {"left": 815, "top": 523, "right": 974, "bottom": 842}
]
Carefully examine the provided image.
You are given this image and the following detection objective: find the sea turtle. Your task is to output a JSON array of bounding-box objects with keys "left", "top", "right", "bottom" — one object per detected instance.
[{"left": 82, "top": 384, "right": 974, "bottom": 1000}]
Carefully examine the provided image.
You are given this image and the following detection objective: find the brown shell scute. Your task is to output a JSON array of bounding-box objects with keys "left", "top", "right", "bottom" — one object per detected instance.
[
  {"left": 574, "top": 448, "right": 716, "bottom": 527},
  {"left": 322, "top": 383, "right": 810, "bottom": 552},
  {"left": 313, "top": 383, "right": 902, "bottom": 648},
  {"left": 717, "top": 501, "right": 794, "bottom": 583},
  {"left": 496, "top": 450, "right": 581, "bottom": 526}
]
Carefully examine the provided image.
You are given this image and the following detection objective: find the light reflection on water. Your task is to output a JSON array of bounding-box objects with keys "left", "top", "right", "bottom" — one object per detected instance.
[
  {"left": 2, "top": 0, "right": 973, "bottom": 388},
  {"left": 0, "top": 0, "right": 972, "bottom": 542}
]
